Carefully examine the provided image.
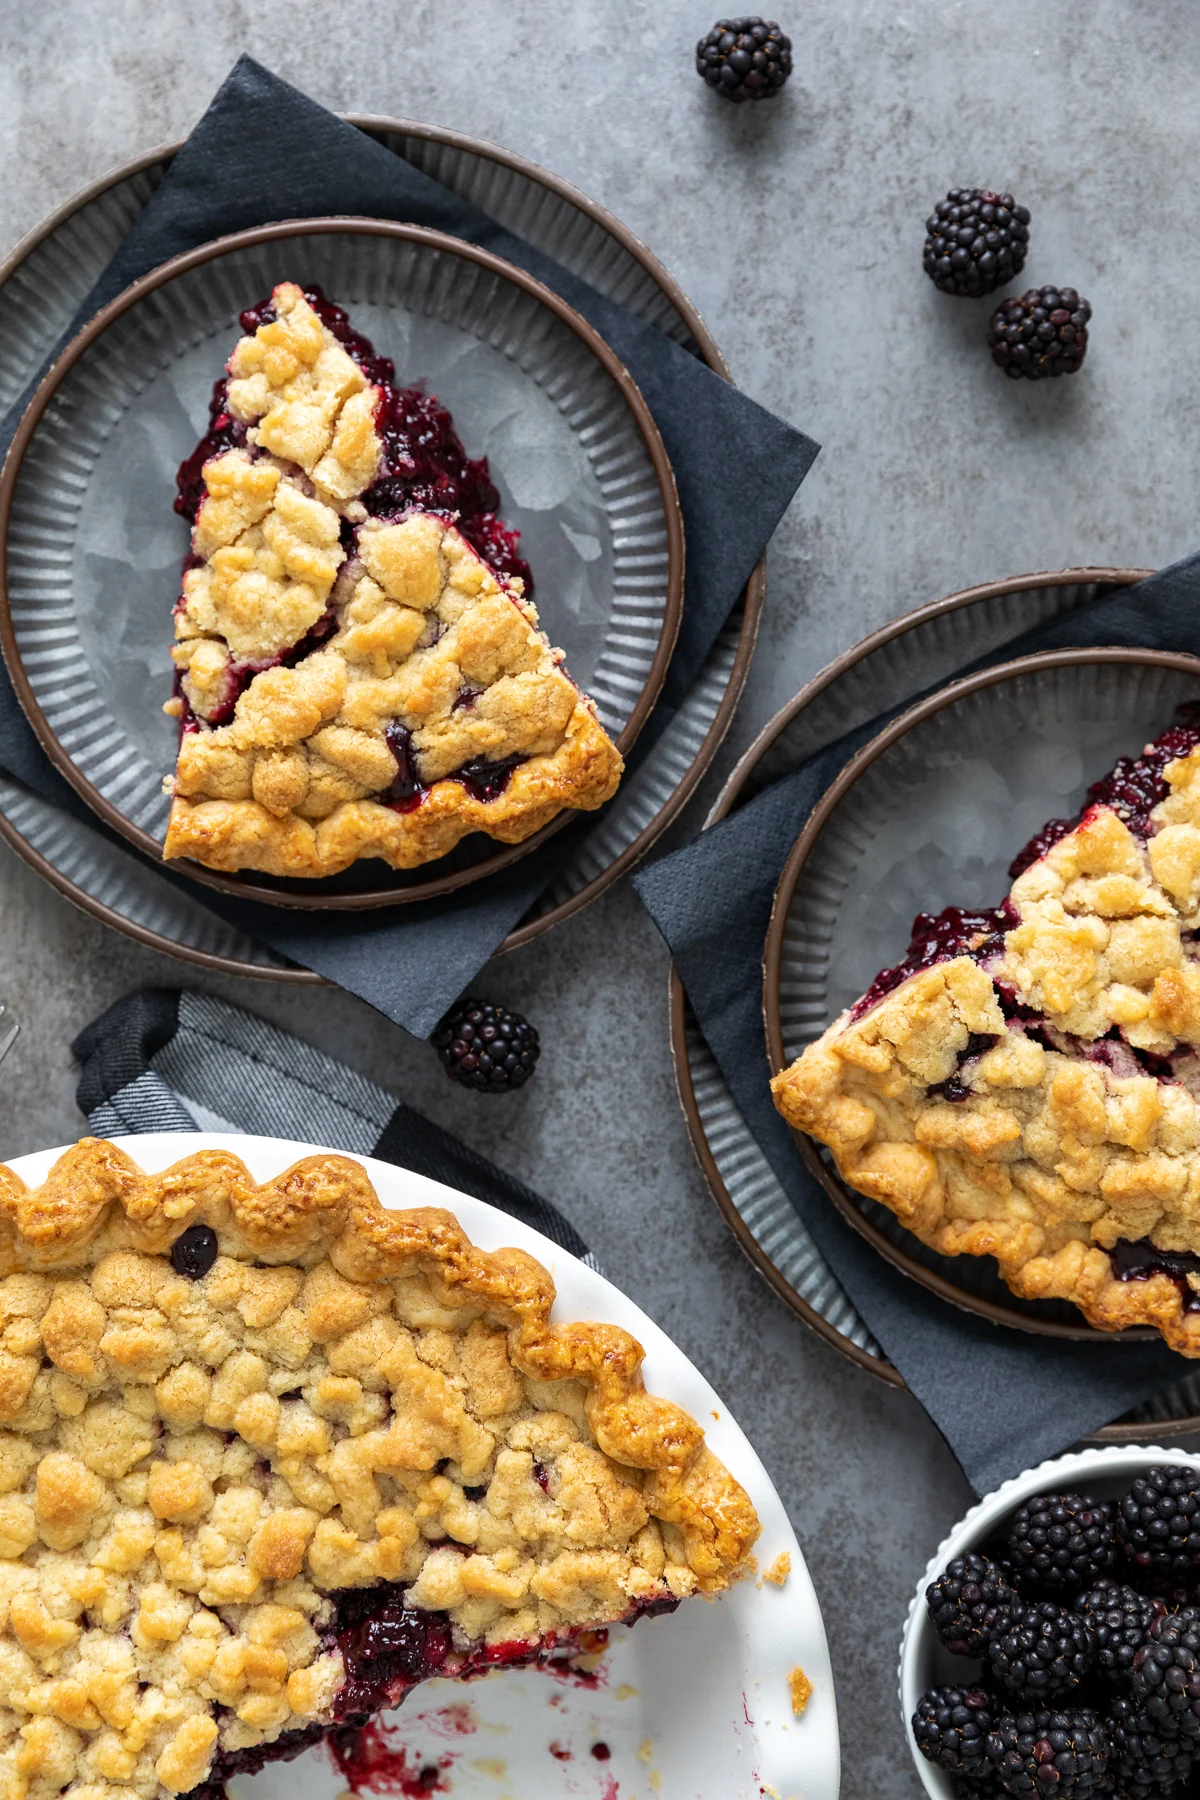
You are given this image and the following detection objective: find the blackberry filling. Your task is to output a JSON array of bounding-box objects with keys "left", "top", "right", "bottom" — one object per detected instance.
[
  {"left": 1084, "top": 1028, "right": 1177, "bottom": 1083},
  {"left": 929, "top": 1032, "right": 1001, "bottom": 1102},
  {"left": 1111, "top": 1239, "right": 1200, "bottom": 1313},
  {"left": 173, "top": 378, "right": 248, "bottom": 523},
  {"left": 384, "top": 723, "right": 427, "bottom": 811},
  {"left": 366, "top": 383, "right": 530, "bottom": 592},
  {"left": 851, "top": 902, "right": 1016, "bottom": 1022},
  {"left": 452, "top": 755, "right": 523, "bottom": 803},
  {"left": 330, "top": 1587, "right": 452, "bottom": 1720},
  {"left": 382, "top": 728, "right": 525, "bottom": 812}
]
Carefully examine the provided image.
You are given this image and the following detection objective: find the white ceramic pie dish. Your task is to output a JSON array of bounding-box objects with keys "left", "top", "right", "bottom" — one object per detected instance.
[
  {"left": 897, "top": 1444, "right": 1200, "bottom": 1800},
  {"left": 2, "top": 1131, "right": 838, "bottom": 1800}
]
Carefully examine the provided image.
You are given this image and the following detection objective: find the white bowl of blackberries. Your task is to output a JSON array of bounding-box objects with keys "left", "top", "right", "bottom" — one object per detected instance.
[{"left": 899, "top": 1447, "right": 1200, "bottom": 1799}]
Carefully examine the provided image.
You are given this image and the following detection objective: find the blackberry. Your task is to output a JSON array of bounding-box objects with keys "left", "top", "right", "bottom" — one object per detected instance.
[
  {"left": 695, "top": 17, "right": 792, "bottom": 101},
  {"left": 985, "top": 1708, "right": 1108, "bottom": 1797},
  {"left": 988, "top": 286, "right": 1091, "bottom": 379},
  {"left": 912, "top": 1686, "right": 996, "bottom": 1780},
  {"left": 924, "top": 188, "right": 1030, "bottom": 297},
  {"left": 1007, "top": 1494, "right": 1118, "bottom": 1594},
  {"left": 170, "top": 1224, "right": 219, "bottom": 1280},
  {"left": 431, "top": 998, "right": 540, "bottom": 1093},
  {"left": 927, "top": 1552, "right": 1021, "bottom": 1657},
  {"left": 1118, "top": 1466, "right": 1200, "bottom": 1585},
  {"left": 988, "top": 1600, "right": 1095, "bottom": 1698},
  {"left": 1133, "top": 1608, "right": 1200, "bottom": 1738},
  {"left": 1075, "top": 1581, "right": 1163, "bottom": 1690},
  {"left": 1107, "top": 1694, "right": 1195, "bottom": 1793}
]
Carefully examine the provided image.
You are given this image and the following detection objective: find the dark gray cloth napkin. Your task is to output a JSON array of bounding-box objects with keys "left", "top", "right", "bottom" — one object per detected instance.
[
  {"left": 73, "top": 987, "right": 596, "bottom": 1266},
  {"left": 635, "top": 550, "right": 1200, "bottom": 1496},
  {"left": 0, "top": 55, "right": 818, "bottom": 1039}
]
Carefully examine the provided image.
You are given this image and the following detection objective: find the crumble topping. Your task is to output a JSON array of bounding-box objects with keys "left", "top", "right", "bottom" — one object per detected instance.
[
  {"left": 771, "top": 726, "right": 1200, "bottom": 1353},
  {"left": 224, "top": 283, "right": 376, "bottom": 498},
  {"left": 0, "top": 1142, "right": 757, "bottom": 1800},
  {"left": 164, "top": 284, "right": 623, "bottom": 878}
]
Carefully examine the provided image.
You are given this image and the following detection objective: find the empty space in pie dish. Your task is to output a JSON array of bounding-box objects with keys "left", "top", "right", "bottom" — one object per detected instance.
[
  {"left": 771, "top": 652, "right": 1200, "bottom": 1330},
  {"left": 2, "top": 1132, "right": 838, "bottom": 1800},
  {"left": 0, "top": 225, "right": 678, "bottom": 900}
]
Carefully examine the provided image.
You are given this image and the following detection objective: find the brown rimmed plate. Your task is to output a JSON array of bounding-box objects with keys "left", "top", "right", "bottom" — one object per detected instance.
[
  {"left": 0, "top": 217, "right": 684, "bottom": 911},
  {"left": 667, "top": 568, "right": 1200, "bottom": 1438},
  {"left": 763, "top": 643, "right": 1200, "bottom": 1340},
  {"left": 0, "top": 121, "right": 761, "bottom": 971}
]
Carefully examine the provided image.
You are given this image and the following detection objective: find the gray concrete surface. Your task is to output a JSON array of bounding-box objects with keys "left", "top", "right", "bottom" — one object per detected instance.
[{"left": 3, "top": 3, "right": 1198, "bottom": 1793}]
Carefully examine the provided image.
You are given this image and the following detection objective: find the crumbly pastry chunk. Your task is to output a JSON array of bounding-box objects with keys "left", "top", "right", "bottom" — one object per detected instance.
[
  {"left": 164, "top": 283, "right": 623, "bottom": 877},
  {"left": 0, "top": 1140, "right": 757, "bottom": 1800},
  {"left": 771, "top": 714, "right": 1200, "bottom": 1355},
  {"left": 788, "top": 1665, "right": 813, "bottom": 1716}
]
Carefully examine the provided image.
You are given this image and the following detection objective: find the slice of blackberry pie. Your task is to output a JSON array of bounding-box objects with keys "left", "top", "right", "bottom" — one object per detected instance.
[
  {"left": 771, "top": 710, "right": 1200, "bottom": 1353},
  {"left": 0, "top": 1140, "right": 758, "bottom": 1800},
  {"left": 163, "top": 283, "right": 624, "bottom": 877}
]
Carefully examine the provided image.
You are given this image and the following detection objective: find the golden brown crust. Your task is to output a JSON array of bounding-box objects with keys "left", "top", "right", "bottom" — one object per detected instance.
[
  {"left": 164, "top": 284, "right": 624, "bottom": 878},
  {"left": 163, "top": 696, "right": 621, "bottom": 876},
  {"left": 0, "top": 1141, "right": 757, "bottom": 1800},
  {"left": 771, "top": 754, "right": 1200, "bottom": 1355}
]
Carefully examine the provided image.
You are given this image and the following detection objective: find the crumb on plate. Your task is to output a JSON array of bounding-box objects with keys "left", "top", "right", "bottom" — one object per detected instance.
[
  {"left": 789, "top": 1665, "right": 813, "bottom": 1715},
  {"left": 763, "top": 1550, "right": 792, "bottom": 1587}
]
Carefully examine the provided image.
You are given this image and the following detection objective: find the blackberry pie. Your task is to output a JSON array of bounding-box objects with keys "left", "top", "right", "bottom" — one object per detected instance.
[
  {"left": 771, "top": 711, "right": 1200, "bottom": 1352},
  {"left": 163, "top": 283, "right": 623, "bottom": 877},
  {"left": 0, "top": 1140, "right": 757, "bottom": 1800}
]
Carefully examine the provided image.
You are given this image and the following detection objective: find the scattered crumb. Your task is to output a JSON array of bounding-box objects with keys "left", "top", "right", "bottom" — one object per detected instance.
[
  {"left": 763, "top": 1551, "right": 792, "bottom": 1588},
  {"left": 638, "top": 1738, "right": 654, "bottom": 1764},
  {"left": 789, "top": 1665, "right": 813, "bottom": 1716},
  {"left": 712, "top": 1409, "right": 720, "bottom": 1419},
  {"left": 615, "top": 1683, "right": 639, "bottom": 1701},
  {"left": 650, "top": 1773, "right": 662, "bottom": 1794},
  {"left": 472, "top": 1757, "right": 507, "bottom": 1778}
]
